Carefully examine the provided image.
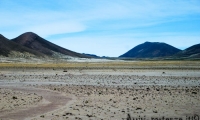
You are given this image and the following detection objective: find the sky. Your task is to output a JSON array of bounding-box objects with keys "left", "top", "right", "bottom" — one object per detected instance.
[{"left": 0, "top": 0, "right": 200, "bottom": 57}]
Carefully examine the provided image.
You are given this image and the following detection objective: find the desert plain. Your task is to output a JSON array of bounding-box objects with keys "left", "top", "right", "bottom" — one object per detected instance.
[{"left": 0, "top": 60, "right": 200, "bottom": 120}]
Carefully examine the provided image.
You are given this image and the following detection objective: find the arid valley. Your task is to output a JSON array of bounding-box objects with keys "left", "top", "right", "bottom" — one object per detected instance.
[
  {"left": 1, "top": 0, "right": 200, "bottom": 119},
  {"left": 0, "top": 60, "right": 200, "bottom": 120}
]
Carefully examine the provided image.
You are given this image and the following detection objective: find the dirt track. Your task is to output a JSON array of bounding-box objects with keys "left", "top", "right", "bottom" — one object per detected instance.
[{"left": 0, "top": 85, "right": 72, "bottom": 120}]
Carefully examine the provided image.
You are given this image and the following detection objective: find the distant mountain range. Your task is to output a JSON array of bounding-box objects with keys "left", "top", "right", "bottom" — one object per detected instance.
[
  {"left": 0, "top": 32, "right": 199, "bottom": 59},
  {"left": 119, "top": 42, "right": 200, "bottom": 58},
  {"left": 82, "top": 53, "right": 100, "bottom": 58}
]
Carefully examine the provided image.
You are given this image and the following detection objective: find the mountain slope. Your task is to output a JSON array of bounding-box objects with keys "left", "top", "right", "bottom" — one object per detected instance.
[
  {"left": 119, "top": 42, "right": 181, "bottom": 58},
  {"left": 12, "top": 32, "right": 89, "bottom": 58},
  {"left": 0, "top": 34, "right": 44, "bottom": 57},
  {"left": 82, "top": 53, "right": 100, "bottom": 58},
  {"left": 175, "top": 43, "right": 200, "bottom": 58}
]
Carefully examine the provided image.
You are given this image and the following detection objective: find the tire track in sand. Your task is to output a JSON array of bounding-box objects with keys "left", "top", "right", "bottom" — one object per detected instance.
[{"left": 0, "top": 85, "right": 72, "bottom": 120}]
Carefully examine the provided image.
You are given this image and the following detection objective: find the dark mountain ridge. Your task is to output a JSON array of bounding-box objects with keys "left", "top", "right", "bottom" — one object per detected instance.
[
  {"left": 1, "top": 32, "right": 199, "bottom": 59},
  {"left": 175, "top": 43, "right": 200, "bottom": 58},
  {"left": 119, "top": 42, "right": 181, "bottom": 58},
  {"left": 11, "top": 32, "right": 89, "bottom": 58},
  {"left": 0, "top": 34, "right": 44, "bottom": 57}
]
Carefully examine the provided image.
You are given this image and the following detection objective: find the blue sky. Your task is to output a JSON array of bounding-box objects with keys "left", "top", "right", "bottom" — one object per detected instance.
[{"left": 0, "top": 0, "right": 200, "bottom": 57}]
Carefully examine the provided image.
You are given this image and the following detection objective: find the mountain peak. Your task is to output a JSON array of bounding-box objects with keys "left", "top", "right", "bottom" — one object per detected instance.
[
  {"left": 119, "top": 42, "right": 181, "bottom": 58},
  {"left": 11, "top": 32, "right": 89, "bottom": 58},
  {"left": 22, "top": 32, "right": 38, "bottom": 36},
  {"left": 144, "top": 41, "right": 150, "bottom": 43},
  {"left": 144, "top": 41, "right": 164, "bottom": 44},
  {"left": 15, "top": 32, "right": 39, "bottom": 44},
  {"left": 0, "top": 33, "right": 44, "bottom": 57}
]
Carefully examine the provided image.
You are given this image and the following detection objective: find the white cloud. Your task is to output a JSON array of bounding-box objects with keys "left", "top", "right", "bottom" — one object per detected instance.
[
  {"left": 70, "top": 0, "right": 200, "bottom": 22},
  {"left": 23, "top": 21, "right": 86, "bottom": 38},
  {"left": 0, "top": 0, "right": 200, "bottom": 34},
  {"left": 0, "top": 10, "right": 86, "bottom": 38}
]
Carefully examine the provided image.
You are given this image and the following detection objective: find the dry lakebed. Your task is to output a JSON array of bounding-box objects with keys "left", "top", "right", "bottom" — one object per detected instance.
[{"left": 0, "top": 61, "right": 200, "bottom": 120}]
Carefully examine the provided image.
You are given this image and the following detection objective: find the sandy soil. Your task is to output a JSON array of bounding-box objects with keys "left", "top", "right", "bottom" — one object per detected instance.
[
  {"left": 0, "top": 63, "right": 200, "bottom": 120},
  {"left": 0, "top": 88, "right": 42, "bottom": 113},
  {"left": 0, "top": 85, "right": 72, "bottom": 120}
]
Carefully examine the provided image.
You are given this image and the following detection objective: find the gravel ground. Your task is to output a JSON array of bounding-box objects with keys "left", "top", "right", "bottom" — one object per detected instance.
[{"left": 0, "top": 65, "right": 200, "bottom": 120}]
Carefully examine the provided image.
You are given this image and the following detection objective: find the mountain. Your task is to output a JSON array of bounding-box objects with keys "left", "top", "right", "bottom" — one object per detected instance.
[
  {"left": 11, "top": 32, "right": 89, "bottom": 58},
  {"left": 119, "top": 42, "right": 181, "bottom": 58},
  {"left": 0, "top": 34, "right": 44, "bottom": 57},
  {"left": 82, "top": 53, "right": 100, "bottom": 58},
  {"left": 175, "top": 43, "right": 200, "bottom": 58}
]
